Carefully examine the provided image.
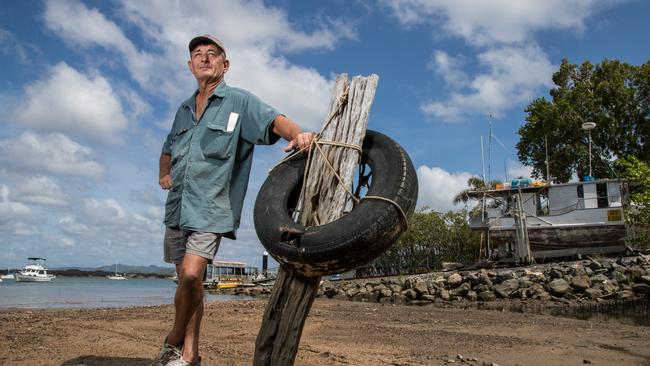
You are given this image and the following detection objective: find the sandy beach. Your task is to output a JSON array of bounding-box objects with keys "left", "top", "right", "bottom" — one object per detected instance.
[{"left": 1, "top": 298, "right": 649, "bottom": 366}]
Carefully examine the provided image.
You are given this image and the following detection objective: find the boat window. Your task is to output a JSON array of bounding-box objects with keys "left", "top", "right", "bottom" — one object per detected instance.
[
  {"left": 596, "top": 183, "right": 609, "bottom": 208},
  {"left": 577, "top": 184, "right": 584, "bottom": 199}
]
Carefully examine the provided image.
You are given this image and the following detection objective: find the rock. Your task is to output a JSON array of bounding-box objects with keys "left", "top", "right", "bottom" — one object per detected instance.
[
  {"left": 373, "top": 284, "right": 388, "bottom": 292},
  {"left": 588, "top": 260, "right": 602, "bottom": 270},
  {"left": 324, "top": 287, "right": 338, "bottom": 298},
  {"left": 345, "top": 288, "right": 359, "bottom": 298},
  {"left": 584, "top": 288, "right": 603, "bottom": 299},
  {"left": 403, "top": 289, "right": 417, "bottom": 300},
  {"left": 379, "top": 288, "right": 393, "bottom": 298},
  {"left": 321, "top": 280, "right": 334, "bottom": 289},
  {"left": 478, "top": 274, "right": 493, "bottom": 287},
  {"left": 549, "top": 267, "right": 564, "bottom": 279},
  {"left": 633, "top": 283, "right": 650, "bottom": 294},
  {"left": 616, "top": 290, "right": 635, "bottom": 300},
  {"left": 393, "top": 294, "right": 407, "bottom": 305},
  {"left": 466, "top": 290, "right": 478, "bottom": 301},
  {"left": 600, "top": 280, "right": 619, "bottom": 294},
  {"left": 421, "top": 294, "right": 436, "bottom": 302},
  {"left": 389, "top": 284, "right": 402, "bottom": 293},
  {"left": 478, "top": 291, "right": 496, "bottom": 302},
  {"left": 465, "top": 273, "right": 479, "bottom": 285},
  {"left": 496, "top": 270, "right": 515, "bottom": 282},
  {"left": 518, "top": 278, "right": 533, "bottom": 288},
  {"left": 352, "top": 292, "right": 371, "bottom": 302},
  {"left": 447, "top": 273, "right": 463, "bottom": 288},
  {"left": 474, "top": 284, "right": 491, "bottom": 293},
  {"left": 451, "top": 282, "right": 471, "bottom": 297},
  {"left": 591, "top": 274, "right": 609, "bottom": 283},
  {"left": 510, "top": 288, "right": 526, "bottom": 299},
  {"left": 548, "top": 278, "right": 571, "bottom": 297},
  {"left": 439, "top": 288, "right": 451, "bottom": 301},
  {"left": 570, "top": 276, "right": 591, "bottom": 292},
  {"left": 413, "top": 281, "right": 429, "bottom": 295},
  {"left": 640, "top": 275, "right": 650, "bottom": 284}
]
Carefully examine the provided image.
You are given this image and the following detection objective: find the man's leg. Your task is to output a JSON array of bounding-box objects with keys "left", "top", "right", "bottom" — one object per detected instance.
[{"left": 166, "top": 253, "right": 207, "bottom": 364}]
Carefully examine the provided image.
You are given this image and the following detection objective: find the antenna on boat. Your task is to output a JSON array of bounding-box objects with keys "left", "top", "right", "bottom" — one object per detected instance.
[
  {"left": 487, "top": 114, "right": 493, "bottom": 185},
  {"left": 545, "top": 135, "right": 550, "bottom": 183},
  {"left": 480, "top": 136, "right": 486, "bottom": 183}
]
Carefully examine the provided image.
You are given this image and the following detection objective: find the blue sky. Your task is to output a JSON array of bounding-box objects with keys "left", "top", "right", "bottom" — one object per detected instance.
[{"left": 0, "top": 0, "right": 648, "bottom": 269}]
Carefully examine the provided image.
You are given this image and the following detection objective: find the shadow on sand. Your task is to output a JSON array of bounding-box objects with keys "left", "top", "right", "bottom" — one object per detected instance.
[{"left": 61, "top": 355, "right": 151, "bottom": 366}]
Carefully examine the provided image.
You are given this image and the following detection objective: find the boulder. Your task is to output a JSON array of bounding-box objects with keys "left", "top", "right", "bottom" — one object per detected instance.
[
  {"left": 548, "top": 279, "right": 571, "bottom": 297},
  {"left": 496, "top": 270, "right": 515, "bottom": 282},
  {"left": 570, "top": 276, "right": 591, "bottom": 292},
  {"left": 403, "top": 289, "right": 417, "bottom": 300},
  {"left": 451, "top": 282, "right": 471, "bottom": 297},
  {"left": 591, "top": 274, "right": 609, "bottom": 283},
  {"left": 616, "top": 290, "right": 635, "bottom": 300},
  {"left": 439, "top": 288, "right": 451, "bottom": 301},
  {"left": 413, "top": 281, "right": 429, "bottom": 295},
  {"left": 447, "top": 273, "right": 463, "bottom": 288},
  {"left": 632, "top": 283, "right": 650, "bottom": 294},
  {"left": 379, "top": 288, "right": 393, "bottom": 298},
  {"left": 478, "top": 274, "right": 493, "bottom": 287},
  {"left": 640, "top": 275, "right": 650, "bottom": 284},
  {"left": 477, "top": 291, "right": 496, "bottom": 302},
  {"left": 588, "top": 260, "right": 603, "bottom": 270},
  {"left": 584, "top": 288, "right": 603, "bottom": 300},
  {"left": 421, "top": 294, "right": 436, "bottom": 302},
  {"left": 466, "top": 290, "right": 478, "bottom": 301}
]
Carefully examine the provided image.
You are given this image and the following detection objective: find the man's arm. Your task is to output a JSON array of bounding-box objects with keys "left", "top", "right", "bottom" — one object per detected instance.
[
  {"left": 272, "top": 115, "right": 315, "bottom": 152},
  {"left": 159, "top": 153, "right": 172, "bottom": 190}
]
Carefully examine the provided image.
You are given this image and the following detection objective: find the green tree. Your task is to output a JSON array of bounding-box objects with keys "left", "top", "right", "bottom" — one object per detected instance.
[
  {"left": 615, "top": 156, "right": 650, "bottom": 242},
  {"left": 517, "top": 58, "right": 650, "bottom": 182},
  {"left": 367, "top": 208, "right": 481, "bottom": 275}
]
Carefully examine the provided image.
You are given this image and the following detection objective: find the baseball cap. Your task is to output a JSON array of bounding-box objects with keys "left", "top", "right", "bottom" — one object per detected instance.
[{"left": 188, "top": 35, "right": 226, "bottom": 56}]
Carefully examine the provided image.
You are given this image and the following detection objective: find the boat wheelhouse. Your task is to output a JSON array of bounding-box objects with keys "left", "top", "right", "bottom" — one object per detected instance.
[{"left": 467, "top": 178, "right": 629, "bottom": 262}]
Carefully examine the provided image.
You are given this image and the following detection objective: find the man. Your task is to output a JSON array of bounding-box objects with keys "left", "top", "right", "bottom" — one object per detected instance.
[{"left": 154, "top": 35, "right": 314, "bottom": 366}]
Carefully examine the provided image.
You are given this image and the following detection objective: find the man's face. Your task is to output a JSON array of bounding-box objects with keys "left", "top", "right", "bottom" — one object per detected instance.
[{"left": 188, "top": 43, "right": 229, "bottom": 84}]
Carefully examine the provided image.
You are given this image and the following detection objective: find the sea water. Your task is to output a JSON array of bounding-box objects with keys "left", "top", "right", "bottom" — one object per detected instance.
[{"left": 0, "top": 277, "right": 248, "bottom": 309}]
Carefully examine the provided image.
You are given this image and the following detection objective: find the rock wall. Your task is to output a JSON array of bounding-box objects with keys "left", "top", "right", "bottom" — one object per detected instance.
[{"left": 316, "top": 255, "right": 650, "bottom": 306}]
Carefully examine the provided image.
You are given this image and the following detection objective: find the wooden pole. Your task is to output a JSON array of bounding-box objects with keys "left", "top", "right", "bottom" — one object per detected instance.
[{"left": 253, "top": 74, "right": 378, "bottom": 366}]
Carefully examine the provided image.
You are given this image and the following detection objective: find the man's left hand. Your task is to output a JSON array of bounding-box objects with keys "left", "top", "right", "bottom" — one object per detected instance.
[{"left": 284, "top": 132, "right": 316, "bottom": 152}]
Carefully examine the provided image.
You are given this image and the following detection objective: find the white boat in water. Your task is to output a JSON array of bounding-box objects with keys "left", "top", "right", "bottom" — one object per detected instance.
[
  {"left": 15, "top": 258, "right": 56, "bottom": 282},
  {"left": 107, "top": 263, "right": 127, "bottom": 280},
  {"left": 0, "top": 273, "right": 15, "bottom": 280}
]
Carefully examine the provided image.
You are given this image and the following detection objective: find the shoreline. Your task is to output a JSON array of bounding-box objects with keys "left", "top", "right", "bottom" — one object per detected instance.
[{"left": 1, "top": 298, "right": 649, "bottom": 366}]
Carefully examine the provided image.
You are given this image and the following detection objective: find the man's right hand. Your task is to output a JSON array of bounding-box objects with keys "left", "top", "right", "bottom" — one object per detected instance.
[{"left": 159, "top": 174, "right": 172, "bottom": 190}]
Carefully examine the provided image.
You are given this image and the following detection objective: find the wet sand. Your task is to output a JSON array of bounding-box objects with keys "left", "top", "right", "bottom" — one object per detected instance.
[{"left": 1, "top": 298, "right": 649, "bottom": 366}]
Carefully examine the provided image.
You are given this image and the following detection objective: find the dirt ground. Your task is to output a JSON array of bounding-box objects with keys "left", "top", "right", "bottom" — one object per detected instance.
[{"left": 1, "top": 298, "right": 649, "bottom": 366}]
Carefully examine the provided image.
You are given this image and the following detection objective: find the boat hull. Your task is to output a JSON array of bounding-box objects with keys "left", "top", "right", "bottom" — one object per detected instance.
[
  {"left": 15, "top": 274, "right": 55, "bottom": 282},
  {"left": 489, "top": 224, "right": 627, "bottom": 258}
]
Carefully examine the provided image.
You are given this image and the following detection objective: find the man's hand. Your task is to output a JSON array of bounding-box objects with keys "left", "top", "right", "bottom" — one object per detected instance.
[
  {"left": 159, "top": 174, "right": 172, "bottom": 190},
  {"left": 284, "top": 132, "right": 316, "bottom": 152}
]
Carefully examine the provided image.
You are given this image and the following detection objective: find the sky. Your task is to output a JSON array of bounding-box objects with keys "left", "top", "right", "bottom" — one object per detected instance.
[{"left": 0, "top": 0, "right": 648, "bottom": 270}]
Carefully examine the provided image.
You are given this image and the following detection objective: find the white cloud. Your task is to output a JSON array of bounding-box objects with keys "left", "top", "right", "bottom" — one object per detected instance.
[
  {"left": 43, "top": 0, "right": 354, "bottom": 131},
  {"left": 428, "top": 50, "right": 469, "bottom": 87},
  {"left": 58, "top": 216, "right": 91, "bottom": 235},
  {"left": 12, "top": 176, "right": 68, "bottom": 206},
  {"left": 383, "top": 0, "right": 619, "bottom": 122},
  {"left": 416, "top": 165, "right": 474, "bottom": 211},
  {"left": 421, "top": 45, "right": 555, "bottom": 122},
  {"left": 14, "top": 62, "right": 128, "bottom": 143},
  {"left": 382, "top": 0, "right": 616, "bottom": 46},
  {"left": 506, "top": 159, "right": 534, "bottom": 180},
  {"left": 0, "top": 132, "right": 105, "bottom": 178},
  {"left": 0, "top": 185, "right": 31, "bottom": 221},
  {"left": 81, "top": 198, "right": 127, "bottom": 225}
]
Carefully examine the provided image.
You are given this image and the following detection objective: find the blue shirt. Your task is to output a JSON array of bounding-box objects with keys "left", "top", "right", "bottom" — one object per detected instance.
[{"left": 162, "top": 82, "right": 280, "bottom": 238}]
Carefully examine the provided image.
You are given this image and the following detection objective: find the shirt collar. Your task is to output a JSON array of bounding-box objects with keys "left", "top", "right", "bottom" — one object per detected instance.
[{"left": 182, "top": 81, "right": 228, "bottom": 109}]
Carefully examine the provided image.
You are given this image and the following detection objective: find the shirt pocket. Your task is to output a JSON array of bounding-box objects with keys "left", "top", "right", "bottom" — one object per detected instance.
[
  {"left": 170, "top": 128, "right": 191, "bottom": 164},
  {"left": 202, "top": 121, "right": 234, "bottom": 160}
]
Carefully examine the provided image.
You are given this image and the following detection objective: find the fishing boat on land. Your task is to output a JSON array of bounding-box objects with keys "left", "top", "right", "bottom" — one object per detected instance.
[
  {"left": 467, "top": 178, "right": 630, "bottom": 262},
  {"left": 15, "top": 258, "right": 56, "bottom": 282}
]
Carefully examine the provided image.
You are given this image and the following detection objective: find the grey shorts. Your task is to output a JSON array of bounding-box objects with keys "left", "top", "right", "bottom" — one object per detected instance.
[{"left": 163, "top": 228, "right": 222, "bottom": 265}]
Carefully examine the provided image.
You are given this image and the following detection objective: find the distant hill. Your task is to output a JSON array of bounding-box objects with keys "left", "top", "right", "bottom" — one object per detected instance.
[{"left": 54, "top": 264, "right": 175, "bottom": 276}]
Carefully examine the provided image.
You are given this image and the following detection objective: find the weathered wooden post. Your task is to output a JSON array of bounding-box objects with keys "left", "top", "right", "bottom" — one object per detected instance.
[{"left": 253, "top": 74, "right": 379, "bottom": 366}]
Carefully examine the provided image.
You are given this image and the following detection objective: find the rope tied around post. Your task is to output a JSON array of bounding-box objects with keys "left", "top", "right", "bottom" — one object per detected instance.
[{"left": 268, "top": 85, "right": 409, "bottom": 231}]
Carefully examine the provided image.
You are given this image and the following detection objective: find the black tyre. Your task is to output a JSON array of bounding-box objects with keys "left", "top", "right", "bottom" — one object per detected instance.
[{"left": 254, "top": 130, "right": 418, "bottom": 276}]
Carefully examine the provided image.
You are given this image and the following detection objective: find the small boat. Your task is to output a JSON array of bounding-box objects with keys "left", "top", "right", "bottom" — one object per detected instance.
[
  {"left": 15, "top": 258, "right": 56, "bottom": 282},
  {"left": 0, "top": 273, "right": 14, "bottom": 280},
  {"left": 107, "top": 264, "right": 127, "bottom": 280}
]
